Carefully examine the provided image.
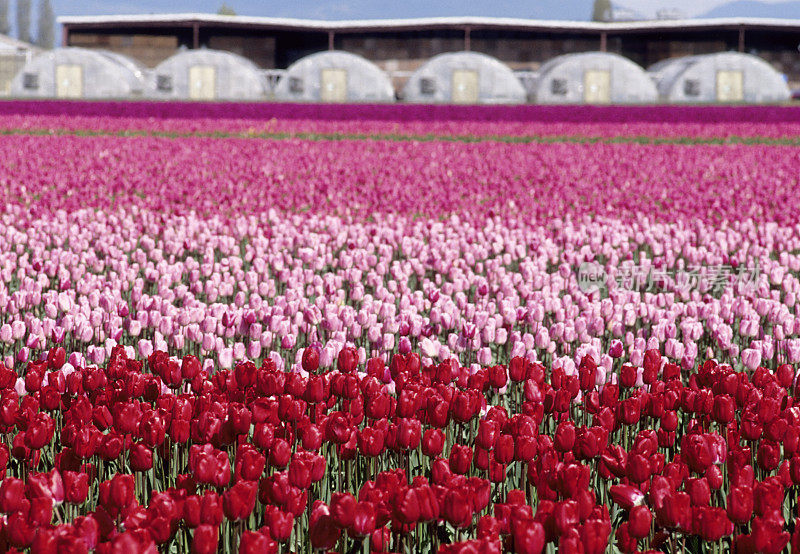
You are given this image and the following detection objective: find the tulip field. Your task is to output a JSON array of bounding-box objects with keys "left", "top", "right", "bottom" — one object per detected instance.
[{"left": 3, "top": 101, "right": 800, "bottom": 553}]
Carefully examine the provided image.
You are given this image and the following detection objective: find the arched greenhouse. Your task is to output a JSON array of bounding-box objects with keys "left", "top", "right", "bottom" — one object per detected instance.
[
  {"left": 532, "top": 52, "right": 657, "bottom": 104},
  {"left": 274, "top": 51, "right": 394, "bottom": 103},
  {"left": 648, "top": 52, "right": 790, "bottom": 103},
  {"left": 10, "top": 47, "right": 145, "bottom": 99},
  {"left": 147, "top": 48, "right": 267, "bottom": 101},
  {"left": 402, "top": 51, "right": 526, "bottom": 104}
]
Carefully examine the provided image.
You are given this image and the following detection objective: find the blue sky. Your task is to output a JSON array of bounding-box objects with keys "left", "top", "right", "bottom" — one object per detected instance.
[
  {"left": 49, "top": 0, "right": 788, "bottom": 20},
  {"left": 4, "top": 0, "right": 791, "bottom": 42}
]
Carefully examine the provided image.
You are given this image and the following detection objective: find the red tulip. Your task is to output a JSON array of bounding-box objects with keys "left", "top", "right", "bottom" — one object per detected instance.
[
  {"left": 190, "top": 444, "right": 230, "bottom": 488},
  {"left": 309, "top": 502, "right": 340, "bottom": 550},
  {"left": 451, "top": 390, "right": 477, "bottom": 423},
  {"left": 395, "top": 488, "right": 420, "bottom": 524},
  {"left": 27, "top": 469, "right": 65, "bottom": 504},
  {"left": 615, "top": 522, "right": 638, "bottom": 553},
  {"left": 751, "top": 513, "right": 790, "bottom": 553},
  {"left": 301, "top": 346, "right": 320, "bottom": 374},
  {"left": 352, "top": 501, "right": 377, "bottom": 536},
  {"left": 288, "top": 457, "right": 312, "bottom": 490},
  {"left": 358, "top": 426, "right": 385, "bottom": 458},
  {"left": 620, "top": 365, "right": 637, "bottom": 388},
  {"left": 626, "top": 453, "right": 651, "bottom": 483},
  {"left": 106, "top": 474, "right": 135, "bottom": 512},
  {"left": 239, "top": 531, "right": 274, "bottom": 554},
  {"left": 509, "top": 357, "right": 527, "bottom": 382},
  {"left": 191, "top": 525, "right": 218, "bottom": 554},
  {"left": 580, "top": 518, "right": 612, "bottom": 554},
  {"left": 706, "top": 465, "right": 723, "bottom": 490},
  {"left": 235, "top": 444, "right": 266, "bottom": 481},
  {"left": 512, "top": 519, "right": 545, "bottom": 554},
  {"left": 266, "top": 506, "right": 293, "bottom": 542},
  {"left": 129, "top": 443, "right": 153, "bottom": 472},
  {"left": 601, "top": 445, "right": 628, "bottom": 478},
  {"left": 643, "top": 349, "right": 661, "bottom": 383},
  {"left": 443, "top": 489, "right": 472, "bottom": 528},
  {"left": 324, "top": 412, "right": 353, "bottom": 444},
  {"left": 268, "top": 438, "right": 291, "bottom": 469},
  {"left": 554, "top": 500, "right": 579, "bottom": 535},
  {"left": 682, "top": 434, "right": 713, "bottom": 474},
  {"left": 655, "top": 491, "right": 691, "bottom": 531},
  {"left": 754, "top": 478, "right": 784, "bottom": 517},
  {"left": 687, "top": 477, "right": 711, "bottom": 506},
  {"left": 25, "top": 412, "right": 55, "bottom": 450},
  {"left": 181, "top": 355, "right": 201, "bottom": 380},
  {"left": 330, "top": 492, "right": 356, "bottom": 528},
  {"left": 494, "top": 434, "right": 515, "bottom": 464},
  {"left": 449, "top": 444, "right": 472, "bottom": 475},
  {"left": 337, "top": 347, "right": 358, "bottom": 373},
  {"left": 477, "top": 514, "right": 501, "bottom": 539},
  {"left": 609, "top": 485, "right": 644, "bottom": 510},
  {"left": 63, "top": 470, "right": 89, "bottom": 504},
  {"left": 397, "top": 418, "right": 421, "bottom": 450},
  {"left": 554, "top": 421, "right": 575, "bottom": 452},
  {"left": 628, "top": 505, "right": 652, "bottom": 539},
  {"left": 619, "top": 397, "right": 641, "bottom": 425},
  {"left": 712, "top": 395, "right": 735, "bottom": 424},
  {"left": 222, "top": 480, "right": 257, "bottom": 521},
  {"left": 7, "top": 509, "right": 37, "bottom": 548},
  {"left": 694, "top": 506, "right": 733, "bottom": 541},
  {"left": 488, "top": 364, "right": 508, "bottom": 389},
  {"left": 416, "top": 484, "right": 440, "bottom": 521},
  {"left": 0, "top": 477, "right": 25, "bottom": 513},
  {"left": 477, "top": 419, "right": 499, "bottom": 450},
  {"left": 422, "top": 428, "right": 445, "bottom": 457},
  {"left": 757, "top": 441, "right": 781, "bottom": 472},
  {"left": 184, "top": 491, "right": 222, "bottom": 527}
]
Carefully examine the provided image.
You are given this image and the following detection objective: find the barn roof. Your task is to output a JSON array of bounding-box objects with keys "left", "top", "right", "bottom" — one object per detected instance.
[{"left": 58, "top": 14, "right": 800, "bottom": 33}]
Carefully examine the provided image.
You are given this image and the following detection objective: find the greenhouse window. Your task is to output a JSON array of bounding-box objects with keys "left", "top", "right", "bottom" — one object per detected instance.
[
  {"left": 156, "top": 75, "right": 173, "bottom": 92},
  {"left": 551, "top": 78, "right": 567, "bottom": 96},
  {"left": 684, "top": 79, "right": 700, "bottom": 97},
  {"left": 289, "top": 77, "right": 304, "bottom": 94},
  {"left": 22, "top": 73, "right": 38, "bottom": 90}
]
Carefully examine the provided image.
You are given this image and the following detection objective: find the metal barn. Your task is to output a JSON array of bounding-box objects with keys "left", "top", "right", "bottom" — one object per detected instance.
[
  {"left": 10, "top": 47, "right": 144, "bottom": 98},
  {"left": 532, "top": 52, "right": 657, "bottom": 104},
  {"left": 273, "top": 51, "right": 394, "bottom": 103},
  {"left": 147, "top": 48, "right": 267, "bottom": 101},
  {"left": 401, "top": 51, "right": 526, "bottom": 104},
  {"left": 649, "top": 52, "right": 790, "bottom": 103}
]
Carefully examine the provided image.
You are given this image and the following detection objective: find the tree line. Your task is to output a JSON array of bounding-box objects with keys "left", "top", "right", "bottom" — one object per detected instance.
[{"left": 0, "top": 0, "right": 54, "bottom": 49}]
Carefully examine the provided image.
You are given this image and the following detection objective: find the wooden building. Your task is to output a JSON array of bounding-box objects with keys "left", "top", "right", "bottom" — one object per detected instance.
[{"left": 58, "top": 14, "right": 800, "bottom": 89}]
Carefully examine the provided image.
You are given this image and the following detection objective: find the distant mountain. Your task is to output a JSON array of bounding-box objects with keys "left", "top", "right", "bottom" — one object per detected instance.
[{"left": 700, "top": 0, "right": 800, "bottom": 18}]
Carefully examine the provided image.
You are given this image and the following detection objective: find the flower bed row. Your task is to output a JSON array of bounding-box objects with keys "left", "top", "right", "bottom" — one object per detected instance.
[
  {"left": 2, "top": 344, "right": 799, "bottom": 553},
  {"left": 2, "top": 135, "right": 800, "bottom": 223}
]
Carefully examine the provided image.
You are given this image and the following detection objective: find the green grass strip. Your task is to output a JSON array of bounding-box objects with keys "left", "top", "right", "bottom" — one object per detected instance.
[{"left": 1, "top": 126, "right": 800, "bottom": 146}]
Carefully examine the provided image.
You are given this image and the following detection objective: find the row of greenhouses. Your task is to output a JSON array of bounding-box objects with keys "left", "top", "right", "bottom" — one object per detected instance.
[{"left": 6, "top": 46, "right": 792, "bottom": 104}]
